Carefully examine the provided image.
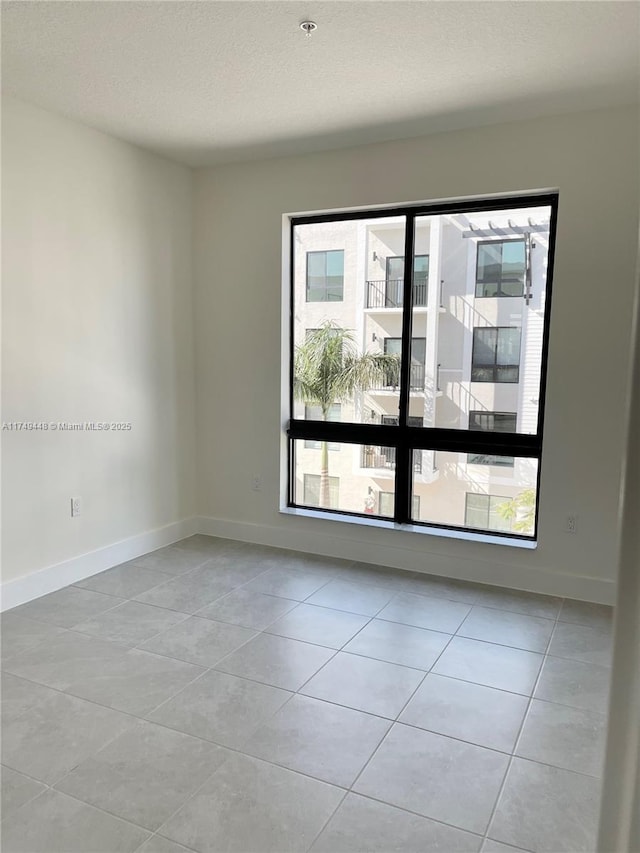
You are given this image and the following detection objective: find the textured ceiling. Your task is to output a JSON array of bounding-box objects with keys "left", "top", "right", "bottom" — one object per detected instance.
[{"left": 2, "top": 1, "right": 639, "bottom": 166}]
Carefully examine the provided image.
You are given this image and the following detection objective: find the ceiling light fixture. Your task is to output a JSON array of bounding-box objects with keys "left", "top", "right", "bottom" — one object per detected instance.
[{"left": 300, "top": 21, "right": 317, "bottom": 38}]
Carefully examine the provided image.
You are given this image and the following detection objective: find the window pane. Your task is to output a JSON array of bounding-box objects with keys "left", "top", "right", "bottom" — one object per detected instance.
[
  {"left": 408, "top": 204, "right": 550, "bottom": 435},
  {"left": 468, "top": 454, "right": 515, "bottom": 467},
  {"left": 411, "top": 452, "right": 538, "bottom": 537},
  {"left": 294, "top": 218, "right": 405, "bottom": 425},
  {"left": 469, "top": 411, "right": 517, "bottom": 432},
  {"left": 496, "top": 328, "right": 521, "bottom": 365},
  {"left": 307, "top": 252, "right": 326, "bottom": 276},
  {"left": 326, "top": 250, "right": 344, "bottom": 277},
  {"left": 473, "top": 328, "right": 497, "bottom": 364},
  {"left": 476, "top": 243, "right": 502, "bottom": 297},
  {"left": 304, "top": 404, "right": 341, "bottom": 450},
  {"left": 488, "top": 495, "right": 513, "bottom": 533},
  {"left": 294, "top": 440, "right": 395, "bottom": 517},
  {"left": 471, "top": 326, "right": 521, "bottom": 383},
  {"left": 465, "top": 494, "right": 489, "bottom": 529},
  {"left": 496, "top": 365, "right": 520, "bottom": 382},
  {"left": 386, "top": 257, "right": 404, "bottom": 282},
  {"left": 414, "top": 254, "right": 429, "bottom": 280},
  {"left": 476, "top": 240, "right": 525, "bottom": 298},
  {"left": 501, "top": 241, "right": 526, "bottom": 291},
  {"left": 379, "top": 492, "right": 394, "bottom": 517},
  {"left": 303, "top": 473, "right": 339, "bottom": 509},
  {"left": 306, "top": 250, "right": 344, "bottom": 302}
]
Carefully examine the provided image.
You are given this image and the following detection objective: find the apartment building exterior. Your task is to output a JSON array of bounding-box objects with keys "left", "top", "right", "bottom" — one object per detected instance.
[{"left": 290, "top": 203, "right": 551, "bottom": 537}]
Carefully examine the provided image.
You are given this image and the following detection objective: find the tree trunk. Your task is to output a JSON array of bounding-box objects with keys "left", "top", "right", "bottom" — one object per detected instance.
[
  {"left": 319, "top": 440, "right": 330, "bottom": 508},
  {"left": 318, "top": 409, "right": 331, "bottom": 508}
]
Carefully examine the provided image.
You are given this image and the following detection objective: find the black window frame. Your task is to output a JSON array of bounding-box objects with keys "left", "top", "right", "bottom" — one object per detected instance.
[
  {"left": 471, "top": 326, "right": 522, "bottom": 383},
  {"left": 287, "top": 192, "right": 558, "bottom": 542},
  {"left": 305, "top": 249, "right": 344, "bottom": 302}
]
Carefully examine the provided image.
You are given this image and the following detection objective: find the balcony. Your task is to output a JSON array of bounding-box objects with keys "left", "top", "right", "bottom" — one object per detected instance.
[
  {"left": 372, "top": 363, "right": 426, "bottom": 392},
  {"left": 366, "top": 279, "right": 427, "bottom": 309},
  {"left": 361, "top": 445, "right": 423, "bottom": 473}
]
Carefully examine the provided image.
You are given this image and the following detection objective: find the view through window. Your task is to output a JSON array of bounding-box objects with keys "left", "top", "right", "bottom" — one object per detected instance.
[{"left": 287, "top": 194, "right": 557, "bottom": 540}]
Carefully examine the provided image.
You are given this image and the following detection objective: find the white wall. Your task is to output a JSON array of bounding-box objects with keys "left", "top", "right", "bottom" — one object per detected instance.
[
  {"left": 1, "top": 97, "right": 197, "bottom": 594},
  {"left": 598, "top": 216, "right": 640, "bottom": 853},
  {"left": 193, "top": 106, "right": 639, "bottom": 604}
]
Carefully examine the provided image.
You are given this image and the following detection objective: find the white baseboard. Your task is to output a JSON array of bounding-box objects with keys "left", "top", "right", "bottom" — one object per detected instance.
[
  {"left": 1, "top": 517, "right": 198, "bottom": 612},
  {"left": 1, "top": 513, "right": 616, "bottom": 611},
  {"left": 197, "top": 515, "right": 616, "bottom": 605}
]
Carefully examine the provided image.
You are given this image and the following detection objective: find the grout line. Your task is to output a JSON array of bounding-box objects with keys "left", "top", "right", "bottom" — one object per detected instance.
[
  {"left": 345, "top": 624, "right": 460, "bottom": 795},
  {"left": 311, "top": 786, "right": 487, "bottom": 847},
  {"left": 302, "top": 787, "right": 351, "bottom": 853},
  {"left": 2, "top": 541, "right": 612, "bottom": 852},
  {"left": 479, "top": 595, "right": 564, "bottom": 845},
  {"left": 14, "top": 785, "right": 157, "bottom": 839}
]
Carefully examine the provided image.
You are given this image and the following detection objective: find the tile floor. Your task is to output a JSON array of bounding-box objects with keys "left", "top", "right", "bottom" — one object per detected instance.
[{"left": 0, "top": 535, "right": 614, "bottom": 853}]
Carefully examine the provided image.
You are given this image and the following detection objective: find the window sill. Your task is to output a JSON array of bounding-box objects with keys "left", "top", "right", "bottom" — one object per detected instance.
[{"left": 280, "top": 506, "right": 537, "bottom": 549}]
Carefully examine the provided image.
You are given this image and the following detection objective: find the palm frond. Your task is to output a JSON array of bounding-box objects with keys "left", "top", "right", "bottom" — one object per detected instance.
[{"left": 293, "top": 321, "right": 400, "bottom": 411}]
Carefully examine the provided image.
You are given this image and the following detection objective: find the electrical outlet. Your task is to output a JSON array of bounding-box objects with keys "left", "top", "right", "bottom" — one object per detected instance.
[
  {"left": 566, "top": 514, "right": 577, "bottom": 533},
  {"left": 71, "top": 496, "right": 82, "bottom": 517},
  {"left": 251, "top": 476, "right": 262, "bottom": 492}
]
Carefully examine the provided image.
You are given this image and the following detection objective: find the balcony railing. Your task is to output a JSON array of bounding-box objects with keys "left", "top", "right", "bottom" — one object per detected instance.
[
  {"left": 366, "top": 279, "right": 428, "bottom": 309},
  {"left": 361, "top": 446, "right": 395, "bottom": 470},
  {"left": 361, "top": 445, "right": 423, "bottom": 474},
  {"left": 375, "top": 363, "right": 425, "bottom": 391}
]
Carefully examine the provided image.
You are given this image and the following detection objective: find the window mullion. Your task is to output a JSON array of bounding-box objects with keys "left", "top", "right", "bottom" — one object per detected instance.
[
  {"left": 398, "top": 213, "right": 415, "bottom": 429},
  {"left": 394, "top": 213, "right": 416, "bottom": 523}
]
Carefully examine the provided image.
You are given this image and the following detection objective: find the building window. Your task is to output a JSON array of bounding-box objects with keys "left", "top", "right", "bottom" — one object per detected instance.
[
  {"left": 304, "top": 404, "right": 341, "bottom": 450},
  {"left": 306, "top": 250, "right": 344, "bottom": 302},
  {"left": 379, "top": 492, "right": 420, "bottom": 518},
  {"left": 384, "top": 338, "right": 426, "bottom": 389},
  {"left": 469, "top": 411, "right": 517, "bottom": 432},
  {"left": 476, "top": 240, "right": 526, "bottom": 297},
  {"left": 465, "top": 493, "right": 513, "bottom": 533},
  {"left": 468, "top": 454, "right": 515, "bottom": 467},
  {"left": 384, "top": 255, "right": 429, "bottom": 307},
  {"left": 468, "top": 411, "right": 516, "bottom": 465},
  {"left": 471, "top": 327, "right": 521, "bottom": 382},
  {"left": 303, "top": 474, "right": 339, "bottom": 508},
  {"left": 288, "top": 193, "right": 556, "bottom": 541}
]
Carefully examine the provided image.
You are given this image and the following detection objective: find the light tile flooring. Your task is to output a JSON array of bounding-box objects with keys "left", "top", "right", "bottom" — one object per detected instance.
[{"left": 1, "top": 535, "right": 614, "bottom": 853}]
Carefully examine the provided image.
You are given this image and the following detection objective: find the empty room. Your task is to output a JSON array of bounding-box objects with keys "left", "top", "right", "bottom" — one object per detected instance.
[{"left": 1, "top": 2, "right": 639, "bottom": 852}]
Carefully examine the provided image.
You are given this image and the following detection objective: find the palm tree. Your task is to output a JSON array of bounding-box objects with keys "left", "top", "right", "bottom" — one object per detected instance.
[{"left": 294, "top": 321, "right": 400, "bottom": 508}]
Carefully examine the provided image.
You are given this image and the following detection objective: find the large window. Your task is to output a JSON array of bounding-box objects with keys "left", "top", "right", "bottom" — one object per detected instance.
[
  {"left": 476, "top": 239, "right": 526, "bottom": 297},
  {"left": 306, "top": 250, "right": 344, "bottom": 302},
  {"left": 471, "top": 327, "right": 521, "bottom": 382},
  {"left": 288, "top": 193, "right": 557, "bottom": 541}
]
